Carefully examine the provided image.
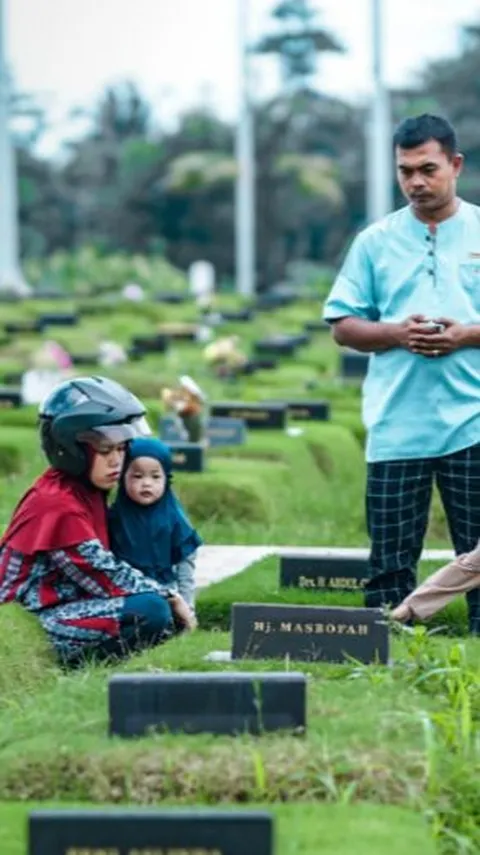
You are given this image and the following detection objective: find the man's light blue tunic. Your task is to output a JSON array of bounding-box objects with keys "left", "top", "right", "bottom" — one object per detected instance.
[{"left": 323, "top": 202, "right": 480, "bottom": 462}]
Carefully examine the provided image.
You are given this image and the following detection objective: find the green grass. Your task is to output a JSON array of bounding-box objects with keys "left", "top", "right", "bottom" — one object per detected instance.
[
  {"left": 1, "top": 289, "right": 479, "bottom": 853},
  {"left": 0, "top": 801, "right": 436, "bottom": 855},
  {"left": 196, "top": 555, "right": 469, "bottom": 635}
]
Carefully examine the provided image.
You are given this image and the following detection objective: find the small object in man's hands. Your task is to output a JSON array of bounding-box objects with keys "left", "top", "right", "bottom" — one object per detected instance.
[{"left": 418, "top": 320, "right": 445, "bottom": 333}]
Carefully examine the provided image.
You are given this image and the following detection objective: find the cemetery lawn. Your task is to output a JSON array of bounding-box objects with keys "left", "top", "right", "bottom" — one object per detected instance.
[
  {"left": 0, "top": 801, "right": 436, "bottom": 855},
  {"left": 0, "top": 600, "right": 479, "bottom": 808}
]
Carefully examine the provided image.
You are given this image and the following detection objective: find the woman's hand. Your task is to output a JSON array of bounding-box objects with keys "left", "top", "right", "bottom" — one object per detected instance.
[{"left": 168, "top": 593, "right": 198, "bottom": 631}]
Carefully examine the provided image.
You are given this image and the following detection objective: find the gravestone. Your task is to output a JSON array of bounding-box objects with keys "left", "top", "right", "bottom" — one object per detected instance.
[
  {"left": 131, "top": 334, "right": 169, "bottom": 354},
  {"left": 161, "top": 416, "right": 245, "bottom": 447},
  {"left": 254, "top": 336, "right": 297, "bottom": 357},
  {"left": 255, "top": 292, "right": 296, "bottom": 310},
  {"left": 232, "top": 603, "right": 388, "bottom": 665},
  {"left": 29, "top": 809, "right": 274, "bottom": 855},
  {"left": 39, "top": 312, "right": 79, "bottom": 327},
  {"left": 340, "top": 349, "right": 370, "bottom": 379},
  {"left": 280, "top": 553, "right": 370, "bottom": 591},
  {"left": 220, "top": 308, "right": 253, "bottom": 322},
  {"left": 263, "top": 400, "right": 330, "bottom": 421},
  {"left": 207, "top": 416, "right": 246, "bottom": 447},
  {"left": 168, "top": 442, "right": 204, "bottom": 472},
  {"left": 109, "top": 671, "right": 306, "bottom": 737},
  {"left": 70, "top": 353, "right": 99, "bottom": 366},
  {"left": 4, "top": 319, "right": 44, "bottom": 334},
  {"left": 160, "top": 416, "right": 188, "bottom": 443},
  {"left": 210, "top": 402, "right": 287, "bottom": 430},
  {"left": 304, "top": 320, "right": 330, "bottom": 333},
  {"left": 0, "top": 387, "right": 22, "bottom": 408},
  {"left": 1, "top": 371, "right": 23, "bottom": 384},
  {"left": 285, "top": 333, "right": 310, "bottom": 348},
  {"left": 189, "top": 259, "right": 215, "bottom": 300},
  {"left": 154, "top": 291, "right": 190, "bottom": 304},
  {"left": 246, "top": 358, "right": 277, "bottom": 371}
]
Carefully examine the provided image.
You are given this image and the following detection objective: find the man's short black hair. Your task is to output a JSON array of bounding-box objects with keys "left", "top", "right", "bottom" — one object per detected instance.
[{"left": 393, "top": 114, "right": 457, "bottom": 158}]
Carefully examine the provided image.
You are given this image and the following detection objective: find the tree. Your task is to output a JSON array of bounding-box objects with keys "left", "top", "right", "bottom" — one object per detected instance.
[{"left": 254, "top": 0, "right": 344, "bottom": 89}]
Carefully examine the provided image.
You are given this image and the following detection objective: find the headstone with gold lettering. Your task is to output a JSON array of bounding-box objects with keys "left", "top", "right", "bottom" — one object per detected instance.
[
  {"left": 231, "top": 604, "right": 388, "bottom": 665},
  {"left": 210, "top": 402, "right": 287, "bottom": 430},
  {"left": 28, "top": 808, "right": 274, "bottom": 855},
  {"left": 280, "top": 554, "right": 370, "bottom": 592},
  {"left": 263, "top": 400, "right": 330, "bottom": 421},
  {"left": 108, "top": 672, "right": 306, "bottom": 737},
  {"left": 168, "top": 442, "right": 204, "bottom": 472}
]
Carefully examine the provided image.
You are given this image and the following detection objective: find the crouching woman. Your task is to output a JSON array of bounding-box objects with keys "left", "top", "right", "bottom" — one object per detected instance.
[{"left": 0, "top": 376, "right": 175, "bottom": 668}]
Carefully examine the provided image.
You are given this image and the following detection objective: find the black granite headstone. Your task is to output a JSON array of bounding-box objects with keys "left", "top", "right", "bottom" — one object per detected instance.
[
  {"left": 4, "top": 319, "right": 44, "bottom": 334},
  {"left": 29, "top": 809, "right": 274, "bottom": 855},
  {"left": 1, "top": 371, "right": 23, "bottom": 385},
  {"left": 168, "top": 442, "right": 204, "bottom": 472},
  {"left": 340, "top": 350, "right": 370, "bottom": 379},
  {"left": 280, "top": 553, "right": 370, "bottom": 591},
  {"left": 70, "top": 353, "right": 99, "bottom": 366},
  {"left": 254, "top": 337, "right": 297, "bottom": 356},
  {"left": 131, "top": 335, "right": 169, "bottom": 354},
  {"left": 263, "top": 400, "right": 330, "bottom": 421},
  {"left": 0, "top": 387, "right": 22, "bottom": 408},
  {"left": 304, "top": 320, "right": 330, "bottom": 333},
  {"left": 231, "top": 603, "right": 388, "bottom": 665},
  {"left": 246, "top": 358, "right": 277, "bottom": 371},
  {"left": 39, "top": 312, "right": 79, "bottom": 327},
  {"left": 220, "top": 308, "right": 254, "bottom": 322},
  {"left": 109, "top": 671, "right": 306, "bottom": 737},
  {"left": 210, "top": 402, "right": 287, "bottom": 430},
  {"left": 154, "top": 291, "right": 190, "bottom": 304}
]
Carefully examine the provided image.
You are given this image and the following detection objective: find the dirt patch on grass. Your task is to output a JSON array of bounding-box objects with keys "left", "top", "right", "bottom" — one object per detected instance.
[{"left": 0, "top": 743, "right": 426, "bottom": 805}]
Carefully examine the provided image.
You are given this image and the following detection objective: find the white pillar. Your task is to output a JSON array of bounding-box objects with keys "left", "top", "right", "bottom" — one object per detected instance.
[
  {"left": 0, "top": 0, "right": 29, "bottom": 294},
  {"left": 366, "top": 0, "right": 393, "bottom": 223},
  {"left": 235, "top": 0, "right": 255, "bottom": 297}
]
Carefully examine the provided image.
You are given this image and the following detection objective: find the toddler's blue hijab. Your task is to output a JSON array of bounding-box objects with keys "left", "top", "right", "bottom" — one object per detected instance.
[{"left": 109, "top": 437, "right": 202, "bottom": 575}]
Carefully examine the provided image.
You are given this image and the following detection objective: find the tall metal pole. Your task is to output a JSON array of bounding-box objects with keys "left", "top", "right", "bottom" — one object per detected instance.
[
  {"left": 0, "top": 0, "right": 28, "bottom": 293},
  {"left": 366, "top": 0, "right": 393, "bottom": 223},
  {"left": 235, "top": 0, "right": 255, "bottom": 297}
]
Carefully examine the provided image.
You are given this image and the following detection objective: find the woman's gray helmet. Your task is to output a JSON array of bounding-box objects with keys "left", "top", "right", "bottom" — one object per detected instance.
[{"left": 39, "top": 376, "right": 150, "bottom": 476}]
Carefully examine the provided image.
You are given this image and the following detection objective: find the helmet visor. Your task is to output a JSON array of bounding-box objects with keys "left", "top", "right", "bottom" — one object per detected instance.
[{"left": 77, "top": 416, "right": 152, "bottom": 448}]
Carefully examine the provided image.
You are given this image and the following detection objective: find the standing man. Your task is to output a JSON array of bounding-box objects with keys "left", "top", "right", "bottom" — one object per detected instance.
[{"left": 323, "top": 114, "right": 480, "bottom": 633}]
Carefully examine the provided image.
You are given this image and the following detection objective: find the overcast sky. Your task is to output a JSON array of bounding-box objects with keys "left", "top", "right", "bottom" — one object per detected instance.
[{"left": 7, "top": 0, "right": 480, "bottom": 154}]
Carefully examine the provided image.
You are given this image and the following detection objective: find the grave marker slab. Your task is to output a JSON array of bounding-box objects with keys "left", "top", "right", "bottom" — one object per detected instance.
[
  {"left": 70, "top": 353, "right": 99, "bottom": 366},
  {"left": 254, "top": 337, "right": 297, "bottom": 356},
  {"left": 220, "top": 308, "right": 254, "bottom": 322},
  {"left": 341, "top": 350, "right": 370, "bottom": 379},
  {"left": 39, "top": 312, "right": 79, "bottom": 327},
  {"left": 210, "top": 402, "right": 286, "bottom": 430},
  {"left": 168, "top": 442, "right": 204, "bottom": 472},
  {"left": 263, "top": 399, "right": 330, "bottom": 421},
  {"left": 304, "top": 320, "right": 330, "bottom": 333},
  {"left": 160, "top": 416, "right": 187, "bottom": 442},
  {"left": 4, "top": 319, "right": 44, "bottom": 334},
  {"left": 0, "top": 387, "right": 22, "bottom": 408},
  {"left": 161, "top": 416, "right": 245, "bottom": 447},
  {"left": 232, "top": 603, "right": 388, "bottom": 665},
  {"left": 280, "top": 554, "right": 370, "bottom": 591},
  {"left": 29, "top": 808, "right": 273, "bottom": 855},
  {"left": 109, "top": 671, "right": 306, "bottom": 737},
  {"left": 207, "top": 416, "right": 246, "bottom": 447},
  {"left": 131, "top": 334, "right": 169, "bottom": 354},
  {"left": 154, "top": 291, "right": 190, "bottom": 304}
]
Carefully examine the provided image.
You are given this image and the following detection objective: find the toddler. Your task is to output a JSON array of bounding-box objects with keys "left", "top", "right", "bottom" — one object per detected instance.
[{"left": 109, "top": 437, "right": 202, "bottom": 631}]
